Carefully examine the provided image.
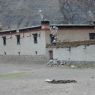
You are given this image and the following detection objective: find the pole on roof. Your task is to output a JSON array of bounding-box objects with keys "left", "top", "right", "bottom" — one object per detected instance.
[{"left": 39, "top": 9, "right": 44, "bottom": 21}]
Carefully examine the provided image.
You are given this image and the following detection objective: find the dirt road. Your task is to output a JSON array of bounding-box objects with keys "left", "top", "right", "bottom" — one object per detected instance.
[{"left": 0, "top": 63, "right": 95, "bottom": 95}]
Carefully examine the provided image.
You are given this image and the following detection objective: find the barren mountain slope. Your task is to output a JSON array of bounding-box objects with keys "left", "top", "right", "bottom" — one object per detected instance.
[{"left": 0, "top": 0, "right": 95, "bottom": 30}]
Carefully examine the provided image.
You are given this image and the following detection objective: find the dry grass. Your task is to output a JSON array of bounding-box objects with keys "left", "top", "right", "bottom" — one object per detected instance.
[
  {"left": 46, "top": 40, "right": 95, "bottom": 48},
  {"left": 0, "top": 71, "right": 31, "bottom": 80}
]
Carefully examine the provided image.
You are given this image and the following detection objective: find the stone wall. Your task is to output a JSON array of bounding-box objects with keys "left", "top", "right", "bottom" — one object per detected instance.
[
  {"left": 53, "top": 45, "right": 95, "bottom": 62},
  {"left": 0, "top": 55, "right": 48, "bottom": 64}
]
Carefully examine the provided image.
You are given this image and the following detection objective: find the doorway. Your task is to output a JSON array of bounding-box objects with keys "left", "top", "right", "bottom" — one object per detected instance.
[{"left": 49, "top": 50, "right": 53, "bottom": 59}]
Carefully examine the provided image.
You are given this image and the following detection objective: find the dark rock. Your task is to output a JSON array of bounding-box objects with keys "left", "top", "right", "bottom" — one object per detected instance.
[{"left": 46, "top": 79, "right": 77, "bottom": 84}]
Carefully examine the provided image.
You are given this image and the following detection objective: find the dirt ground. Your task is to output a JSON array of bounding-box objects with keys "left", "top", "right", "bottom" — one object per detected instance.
[{"left": 0, "top": 63, "right": 95, "bottom": 95}]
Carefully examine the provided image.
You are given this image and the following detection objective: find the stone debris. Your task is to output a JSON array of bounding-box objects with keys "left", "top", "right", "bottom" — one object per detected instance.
[
  {"left": 70, "top": 65, "right": 76, "bottom": 68},
  {"left": 47, "top": 59, "right": 66, "bottom": 66}
]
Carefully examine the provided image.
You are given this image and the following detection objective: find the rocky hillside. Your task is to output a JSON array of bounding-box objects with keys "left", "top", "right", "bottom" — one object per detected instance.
[{"left": 0, "top": 0, "right": 95, "bottom": 30}]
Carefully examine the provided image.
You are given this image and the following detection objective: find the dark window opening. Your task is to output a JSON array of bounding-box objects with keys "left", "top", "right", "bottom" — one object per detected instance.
[
  {"left": 18, "top": 52, "right": 20, "bottom": 55},
  {"left": 16, "top": 35, "right": 20, "bottom": 45},
  {"left": 89, "top": 33, "right": 95, "bottom": 40},
  {"left": 50, "top": 34, "right": 56, "bottom": 45},
  {"left": 68, "top": 47, "right": 71, "bottom": 52},
  {"left": 2, "top": 36, "right": 6, "bottom": 46},
  {"left": 4, "top": 51, "right": 6, "bottom": 55},
  {"left": 50, "top": 34, "right": 55, "bottom": 44},
  {"left": 35, "top": 51, "right": 37, "bottom": 55},
  {"left": 33, "top": 34, "right": 38, "bottom": 44}
]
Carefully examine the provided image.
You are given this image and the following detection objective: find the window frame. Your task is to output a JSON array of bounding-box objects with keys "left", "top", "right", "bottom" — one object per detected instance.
[
  {"left": 16, "top": 35, "right": 20, "bottom": 45},
  {"left": 2, "top": 36, "right": 6, "bottom": 46},
  {"left": 33, "top": 33, "right": 38, "bottom": 44},
  {"left": 89, "top": 33, "right": 95, "bottom": 40}
]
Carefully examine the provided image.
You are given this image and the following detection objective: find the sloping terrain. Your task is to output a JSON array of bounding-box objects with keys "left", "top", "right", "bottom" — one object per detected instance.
[{"left": 0, "top": 0, "right": 95, "bottom": 30}]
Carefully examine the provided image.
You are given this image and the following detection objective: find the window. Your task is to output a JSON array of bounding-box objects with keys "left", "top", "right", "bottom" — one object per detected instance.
[
  {"left": 16, "top": 35, "right": 20, "bottom": 45},
  {"left": 18, "top": 52, "right": 20, "bottom": 55},
  {"left": 89, "top": 33, "right": 95, "bottom": 40},
  {"left": 50, "top": 34, "right": 54, "bottom": 43},
  {"left": 33, "top": 33, "right": 38, "bottom": 44},
  {"left": 2, "top": 36, "right": 6, "bottom": 46},
  {"left": 35, "top": 51, "right": 37, "bottom": 55},
  {"left": 4, "top": 51, "right": 6, "bottom": 55},
  {"left": 50, "top": 34, "right": 56, "bottom": 44}
]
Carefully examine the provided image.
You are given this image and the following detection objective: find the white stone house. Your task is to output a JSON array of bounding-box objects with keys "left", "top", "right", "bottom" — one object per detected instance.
[
  {"left": 0, "top": 21, "right": 95, "bottom": 62},
  {"left": 0, "top": 21, "right": 49, "bottom": 56}
]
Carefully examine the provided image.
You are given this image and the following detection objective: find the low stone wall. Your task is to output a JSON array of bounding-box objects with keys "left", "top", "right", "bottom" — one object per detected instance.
[{"left": 0, "top": 55, "right": 48, "bottom": 64}]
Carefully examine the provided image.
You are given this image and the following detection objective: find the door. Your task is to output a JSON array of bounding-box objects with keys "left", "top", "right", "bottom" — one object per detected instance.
[{"left": 49, "top": 50, "right": 53, "bottom": 59}]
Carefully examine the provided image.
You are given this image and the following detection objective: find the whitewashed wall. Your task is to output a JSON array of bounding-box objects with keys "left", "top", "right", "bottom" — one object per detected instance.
[
  {"left": 0, "top": 31, "right": 46, "bottom": 55},
  {"left": 53, "top": 45, "right": 95, "bottom": 61},
  {"left": 57, "top": 28, "right": 95, "bottom": 41}
]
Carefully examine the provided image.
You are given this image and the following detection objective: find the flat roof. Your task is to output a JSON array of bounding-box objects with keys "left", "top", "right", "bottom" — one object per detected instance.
[{"left": 0, "top": 24, "right": 95, "bottom": 35}]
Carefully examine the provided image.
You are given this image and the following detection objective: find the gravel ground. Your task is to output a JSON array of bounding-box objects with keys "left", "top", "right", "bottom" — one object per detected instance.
[{"left": 0, "top": 63, "right": 95, "bottom": 95}]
